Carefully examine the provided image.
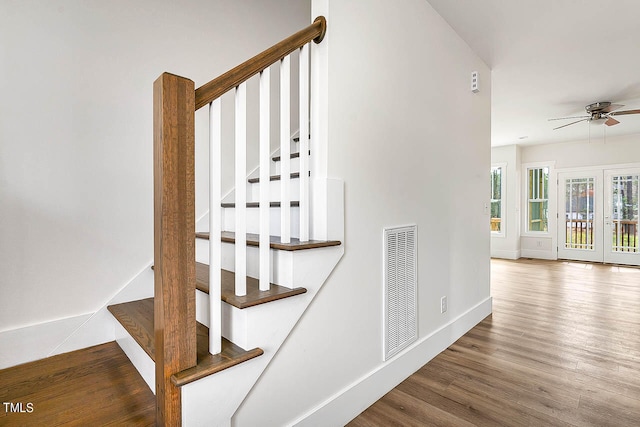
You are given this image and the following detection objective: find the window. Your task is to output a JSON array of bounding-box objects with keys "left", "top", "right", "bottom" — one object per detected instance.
[
  {"left": 490, "top": 166, "right": 503, "bottom": 233},
  {"left": 528, "top": 167, "right": 549, "bottom": 232}
]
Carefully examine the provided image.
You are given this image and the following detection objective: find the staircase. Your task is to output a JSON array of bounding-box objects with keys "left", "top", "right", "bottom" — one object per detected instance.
[
  {"left": 106, "top": 140, "right": 341, "bottom": 387},
  {"left": 102, "top": 16, "right": 343, "bottom": 426}
]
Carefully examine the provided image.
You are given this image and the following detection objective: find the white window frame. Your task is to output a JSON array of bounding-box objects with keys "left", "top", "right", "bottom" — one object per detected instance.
[
  {"left": 522, "top": 161, "right": 556, "bottom": 236},
  {"left": 491, "top": 163, "right": 506, "bottom": 237}
]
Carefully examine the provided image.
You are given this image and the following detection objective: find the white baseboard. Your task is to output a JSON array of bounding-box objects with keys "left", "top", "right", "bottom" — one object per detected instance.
[
  {"left": 0, "top": 313, "right": 91, "bottom": 369},
  {"left": 0, "top": 264, "right": 153, "bottom": 369},
  {"left": 520, "top": 249, "right": 557, "bottom": 260},
  {"left": 291, "top": 296, "right": 493, "bottom": 427},
  {"left": 490, "top": 249, "right": 521, "bottom": 260},
  {"left": 50, "top": 265, "right": 154, "bottom": 356}
]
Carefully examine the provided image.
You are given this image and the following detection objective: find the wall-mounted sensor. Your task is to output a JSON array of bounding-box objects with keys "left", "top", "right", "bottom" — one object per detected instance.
[{"left": 471, "top": 71, "right": 479, "bottom": 93}]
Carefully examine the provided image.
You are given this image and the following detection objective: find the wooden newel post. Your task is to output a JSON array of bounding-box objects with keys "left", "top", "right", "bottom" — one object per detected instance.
[{"left": 153, "top": 72, "right": 197, "bottom": 426}]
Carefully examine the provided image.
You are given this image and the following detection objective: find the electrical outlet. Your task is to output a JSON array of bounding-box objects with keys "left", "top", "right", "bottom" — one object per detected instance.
[{"left": 440, "top": 296, "right": 448, "bottom": 314}]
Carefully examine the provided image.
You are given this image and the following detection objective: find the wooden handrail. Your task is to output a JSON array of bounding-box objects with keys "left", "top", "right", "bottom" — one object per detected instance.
[{"left": 194, "top": 16, "right": 326, "bottom": 110}]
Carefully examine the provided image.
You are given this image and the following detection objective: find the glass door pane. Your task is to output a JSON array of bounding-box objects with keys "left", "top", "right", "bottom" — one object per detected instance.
[
  {"left": 557, "top": 172, "right": 603, "bottom": 263},
  {"left": 605, "top": 171, "right": 640, "bottom": 265},
  {"left": 611, "top": 175, "right": 638, "bottom": 252},
  {"left": 564, "top": 177, "right": 595, "bottom": 250}
]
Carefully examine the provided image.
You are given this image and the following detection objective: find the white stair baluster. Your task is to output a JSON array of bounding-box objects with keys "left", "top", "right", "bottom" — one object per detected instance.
[
  {"left": 299, "top": 43, "right": 310, "bottom": 242},
  {"left": 208, "top": 99, "right": 222, "bottom": 354},
  {"left": 280, "top": 55, "right": 291, "bottom": 244},
  {"left": 310, "top": 19, "right": 329, "bottom": 241},
  {"left": 235, "top": 83, "right": 247, "bottom": 296},
  {"left": 259, "top": 68, "right": 271, "bottom": 291}
]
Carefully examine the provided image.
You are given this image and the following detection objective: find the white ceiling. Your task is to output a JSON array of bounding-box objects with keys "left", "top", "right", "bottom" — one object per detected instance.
[{"left": 427, "top": 0, "right": 640, "bottom": 147}]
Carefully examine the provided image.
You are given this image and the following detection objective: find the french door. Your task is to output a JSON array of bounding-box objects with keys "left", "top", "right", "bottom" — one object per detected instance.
[
  {"left": 604, "top": 169, "right": 640, "bottom": 265},
  {"left": 557, "top": 172, "right": 603, "bottom": 262},
  {"left": 557, "top": 168, "right": 640, "bottom": 266}
]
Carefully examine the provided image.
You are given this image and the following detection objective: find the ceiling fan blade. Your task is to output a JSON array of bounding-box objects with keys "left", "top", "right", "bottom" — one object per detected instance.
[
  {"left": 610, "top": 109, "right": 640, "bottom": 116},
  {"left": 601, "top": 103, "right": 624, "bottom": 113},
  {"left": 553, "top": 118, "right": 589, "bottom": 130},
  {"left": 548, "top": 115, "right": 589, "bottom": 121},
  {"left": 604, "top": 117, "right": 620, "bottom": 126}
]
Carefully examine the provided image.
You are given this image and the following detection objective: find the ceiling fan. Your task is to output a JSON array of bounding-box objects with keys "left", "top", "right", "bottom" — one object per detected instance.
[{"left": 549, "top": 101, "right": 640, "bottom": 130}]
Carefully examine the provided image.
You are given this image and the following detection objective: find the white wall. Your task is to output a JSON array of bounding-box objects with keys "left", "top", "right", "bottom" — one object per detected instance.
[
  {"left": 521, "top": 133, "right": 640, "bottom": 168},
  {"left": 492, "top": 133, "right": 640, "bottom": 260},
  {"left": 491, "top": 145, "right": 521, "bottom": 259},
  {"left": 0, "top": 0, "right": 309, "bottom": 334},
  {"left": 236, "top": 1, "right": 492, "bottom": 425}
]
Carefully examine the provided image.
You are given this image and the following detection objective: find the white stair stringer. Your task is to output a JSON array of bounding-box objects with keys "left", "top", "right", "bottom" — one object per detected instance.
[{"left": 182, "top": 244, "right": 344, "bottom": 427}]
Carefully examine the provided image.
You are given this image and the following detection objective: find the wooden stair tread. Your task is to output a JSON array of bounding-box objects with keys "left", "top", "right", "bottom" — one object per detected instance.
[
  {"left": 107, "top": 298, "right": 263, "bottom": 386},
  {"left": 172, "top": 329, "right": 262, "bottom": 387},
  {"left": 221, "top": 201, "right": 299, "bottom": 208},
  {"left": 195, "top": 231, "right": 342, "bottom": 251},
  {"left": 272, "top": 150, "right": 310, "bottom": 162},
  {"left": 195, "top": 262, "right": 307, "bottom": 309},
  {"left": 150, "top": 263, "right": 310, "bottom": 307},
  {"left": 248, "top": 172, "right": 300, "bottom": 183},
  {"left": 108, "top": 297, "right": 155, "bottom": 359},
  {"left": 292, "top": 135, "right": 309, "bottom": 142}
]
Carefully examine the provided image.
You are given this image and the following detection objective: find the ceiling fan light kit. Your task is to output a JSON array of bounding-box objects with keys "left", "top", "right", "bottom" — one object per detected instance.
[{"left": 549, "top": 101, "right": 640, "bottom": 130}]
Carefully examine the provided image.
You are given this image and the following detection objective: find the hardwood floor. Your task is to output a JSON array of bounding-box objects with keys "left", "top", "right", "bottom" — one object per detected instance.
[
  {"left": 348, "top": 259, "right": 640, "bottom": 426},
  {"left": 0, "top": 342, "right": 155, "bottom": 426},
  {"left": 2, "top": 259, "right": 638, "bottom": 426}
]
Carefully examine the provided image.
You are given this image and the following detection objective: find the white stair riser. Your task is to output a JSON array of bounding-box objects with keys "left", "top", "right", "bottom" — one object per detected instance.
[
  {"left": 224, "top": 179, "right": 301, "bottom": 204},
  {"left": 113, "top": 321, "right": 155, "bottom": 393},
  {"left": 196, "top": 239, "right": 297, "bottom": 288},
  {"left": 193, "top": 245, "right": 342, "bottom": 352},
  {"left": 223, "top": 206, "right": 301, "bottom": 239},
  {"left": 248, "top": 178, "right": 300, "bottom": 202},
  {"left": 273, "top": 156, "right": 300, "bottom": 175},
  {"left": 196, "top": 291, "right": 248, "bottom": 348},
  {"left": 196, "top": 239, "right": 296, "bottom": 289}
]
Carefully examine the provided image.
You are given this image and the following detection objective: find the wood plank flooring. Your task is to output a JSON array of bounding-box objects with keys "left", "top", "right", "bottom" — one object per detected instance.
[
  {"left": 2, "top": 259, "right": 638, "bottom": 426},
  {"left": 0, "top": 342, "right": 155, "bottom": 426},
  {"left": 348, "top": 259, "right": 640, "bottom": 427}
]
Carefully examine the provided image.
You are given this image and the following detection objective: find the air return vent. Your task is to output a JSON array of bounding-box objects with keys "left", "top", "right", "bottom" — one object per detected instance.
[{"left": 383, "top": 225, "right": 418, "bottom": 361}]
